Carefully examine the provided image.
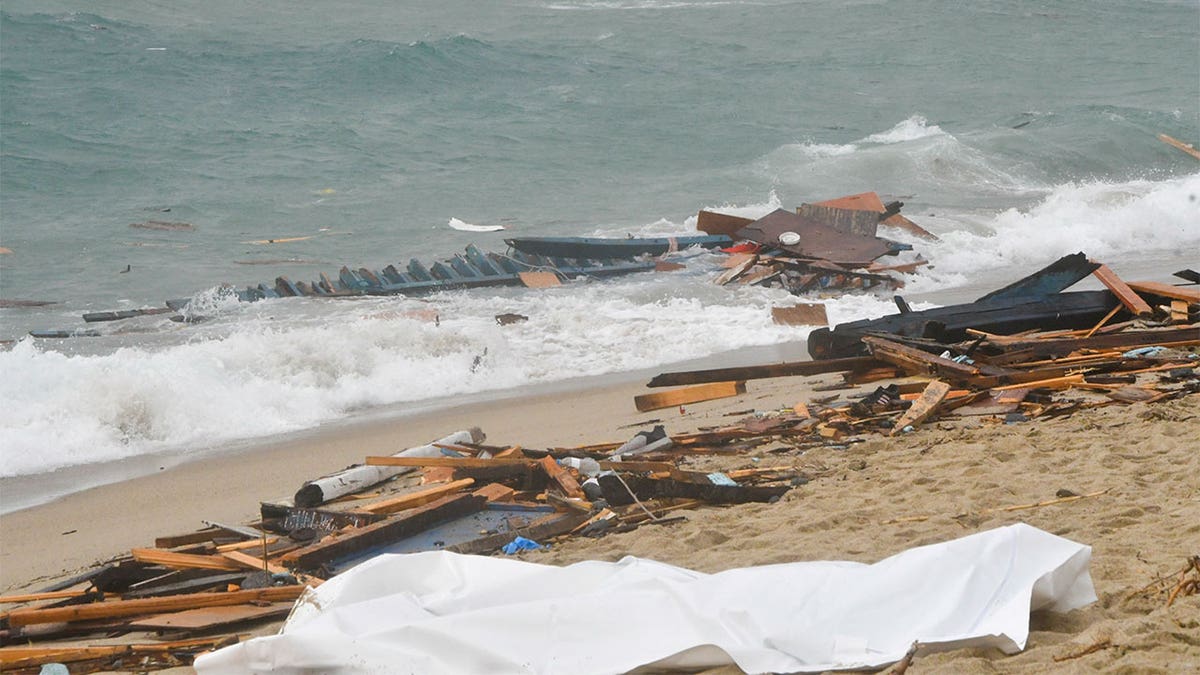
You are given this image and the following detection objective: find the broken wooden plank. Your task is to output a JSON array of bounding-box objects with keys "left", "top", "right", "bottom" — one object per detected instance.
[
  {"left": 647, "top": 356, "right": 878, "bottom": 387},
  {"left": 518, "top": 271, "right": 561, "bottom": 288},
  {"left": 358, "top": 478, "right": 476, "bottom": 515},
  {"left": 0, "top": 638, "right": 235, "bottom": 669},
  {"left": 1158, "top": 133, "right": 1200, "bottom": 160},
  {"left": 220, "top": 550, "right": 290, "bottom": 575},
  {"left": 772, "top": 303, "right": 828, "bottom": 326},
  {"left": 538, "top": 455, "right": 585, "bottom": 499},
  {"left": 128, "top": 602, "right": 293, "bottom": 630},
  {"left": 1091, "top": 263, "right": 1153, "bottom": 316},
  {"left": 890, "top": 380, "right": 952, "bottom": 435},
  {"left": 811, "top": 191, "right": 885, "bottom": 213},
  {"left": 6, "top": 586, "right": 304, "bottom": 627},
  {"left": 279, "top": 493, "right": 486, "bottom": 572},
  {"left": 1126, "top": 280, "right": 1200, "bottom": 304},
  {"left": 472, "top": 483, "right": 517, "bottom": 502},
  {"left": 634, "top": 381, "right": 747, "bottom": 412},
  {"left": 880, "top": 213, "right": 938, "bottom": 241},
  {"left": 862, "top": 335, "right": 981, "bottom": 383},
  {"left": 714, "top": 254, "right": 758, "bottom": 285},
  {"left": 130, "top": 548, "right": 244, "bottom": 572}
]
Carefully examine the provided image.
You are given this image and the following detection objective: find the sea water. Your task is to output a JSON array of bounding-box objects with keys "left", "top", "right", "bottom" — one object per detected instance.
[{"left": 1, "top": 1, "right": 1198, "bottom": 505}]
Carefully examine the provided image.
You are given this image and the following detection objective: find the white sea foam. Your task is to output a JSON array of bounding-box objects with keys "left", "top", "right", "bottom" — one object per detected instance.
[
  {"left": 861, "top": 116, "right": 947, "bottom": 144},
  {"left": 908, "top": 173, "right": 1200, "bottom": 286},
  {"left": 0, "top": 269, "right": 899, "bottom": 478}
]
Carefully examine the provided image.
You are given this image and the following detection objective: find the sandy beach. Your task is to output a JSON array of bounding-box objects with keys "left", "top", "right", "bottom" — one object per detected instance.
[{"left": 2, "top": 359, "right": 1197, "bottom": 673}]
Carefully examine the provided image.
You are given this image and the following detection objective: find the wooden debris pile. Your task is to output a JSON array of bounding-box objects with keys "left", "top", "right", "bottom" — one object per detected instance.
[
  {"left": 642, "top": 254, "right": 1199, "bottom": 439},
  {"left": 697, "top": 191, "right": 935, "bottom": 296},
  {"left": 0, "top": 427, "right": 810, "bottom": 671}
]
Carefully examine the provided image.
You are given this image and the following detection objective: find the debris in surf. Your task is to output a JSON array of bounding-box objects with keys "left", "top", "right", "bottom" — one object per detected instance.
[
  {"left": 129, "top": 220, "right": 195, "bottom": 232},
  {"left": 448, "top": 217, "right": 505, "bottom": 232}
]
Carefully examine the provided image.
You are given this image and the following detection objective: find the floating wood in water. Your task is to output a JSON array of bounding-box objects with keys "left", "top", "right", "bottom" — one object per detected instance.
[
  {"left": 0, "top": 299, "right": 59, "bottom": 308},
  {"left": 130, "top": 220, "right": 195, "bottom": 232},
  {"left": 29, "top": 329, "right": 101, "bottom": 338},
  {"left": 0, "top": 246, "right": 11, "bottom": 254},
  {"left": 83, "top": 307, "right": 173, "bottom": 323},
  {"left": 1158, "top": 133, "right": 1200, "bottom": 160},
  {"left": 772, "top": 303, "right": 828, "bottom": 326},
  {"left": 519, "top": 271, "right": 561, "bottom": 287}
]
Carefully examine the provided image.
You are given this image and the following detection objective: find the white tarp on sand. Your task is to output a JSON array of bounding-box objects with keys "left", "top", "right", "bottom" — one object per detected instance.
[{"left": 195, "top": 523, "right": 1095, "bottom": 674}]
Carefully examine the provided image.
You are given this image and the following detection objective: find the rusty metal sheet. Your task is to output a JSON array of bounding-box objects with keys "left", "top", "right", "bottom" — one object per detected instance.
[{"left": 734, "top": 209, "right": 893, "bottom": 266}]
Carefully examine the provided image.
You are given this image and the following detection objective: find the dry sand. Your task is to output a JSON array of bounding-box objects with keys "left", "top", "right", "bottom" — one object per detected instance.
[{"left": 2, "top": 370, "right": 1198, "bottom": 673}]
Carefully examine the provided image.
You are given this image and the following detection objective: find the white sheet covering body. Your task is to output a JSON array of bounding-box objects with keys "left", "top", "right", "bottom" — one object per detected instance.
[{"left": 195, "top": 523, "right": 1095, "bottom": 674}]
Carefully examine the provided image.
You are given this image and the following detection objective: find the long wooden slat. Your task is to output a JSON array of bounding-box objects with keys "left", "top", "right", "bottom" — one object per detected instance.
[
  {"left": 1158, "top": 133, "right": 1200, "bottom": 160},
  {"left": 1091, "top": 264, "right": 1153, "bottom": 316},
  {"left": 131, "top": 548, "right": 243, "bottom": 571},
  {"left": 1126, "top": 280, "right": 1200, "bottom": 304},
  {"left": 634, "top": 381, "right": 747, "bottom": 412},
  {"left": 647, "top": 356, "right": 879, "bottom": 388},
  {"left": 0, "top": 590, "right": 99, "bottom": 604},
  {"left": 6, "top": 586, "right": 304, "bottom": 627},
  {"left": 128, "top": 602, "right": 293, "bottom": 630},
  {"left": 0, "top": 638, "right": 235, "bottom": 668},
  {"left": 357, "top": 478, "right": 476, "bottom": 514},
  {"left": 220, "top": 550, "right": 290, "bottom": 575},
  {"left": 862, "top": 336, "right": 981, "bottom": 384}
]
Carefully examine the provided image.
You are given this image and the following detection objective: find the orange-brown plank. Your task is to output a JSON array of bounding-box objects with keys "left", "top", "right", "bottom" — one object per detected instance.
[{"left": 1091, "top": 264, "right": 1153, "bottom": 316}]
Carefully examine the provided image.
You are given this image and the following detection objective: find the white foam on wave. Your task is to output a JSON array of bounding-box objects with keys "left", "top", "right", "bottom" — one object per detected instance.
[
  {"left": 904, "top": 172, "right": 1200, "bottom": 289},
  {"left": 861, "top": 115, "right": 947, "bottom": 144},
  {"left": 0, "top": 269, "right": 899, "bottom": 478}
]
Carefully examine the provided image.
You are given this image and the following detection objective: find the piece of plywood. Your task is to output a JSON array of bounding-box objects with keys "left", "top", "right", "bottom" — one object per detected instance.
[
  {"left": 890, "top": 380, "right": 952, "bottom": 436},
  {"left": 880, "top": 213, "right": 939, "bottom": 241},
  {"left": 634, "top": 381, "right": 747, "bottom": 412},
  {"left": 518, "top": 271, "right": 562, "bottom": 288},
  {"left": 771, "top": 303, "right": 828, "bottom": 326},
  {"left": 1091, "top": 264, "right": 1153, "bottom": 316},
  {"left": 697, "top": 210, "right": 754, "bottom": 236}
]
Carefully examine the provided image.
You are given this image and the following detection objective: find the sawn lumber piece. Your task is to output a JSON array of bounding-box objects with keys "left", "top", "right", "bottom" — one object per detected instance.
[
  {"left": 5, "top": 586, "right": 304, "bottom": 628},
  {"left": 1125, "top": 280, "right": 1200, "bottom": 304},
  {"left": 890, "top": 380, "right": 952, "bottom": 435},
  {"left": 647, "top": 356, "right": 878, "bottom": 387},
  {"left": 985, "top": 325, "right": 1199, "bottom": 359},
  {"left": 279, "top": 493, "right": 486, "bottom": 571},
  {"left": 1090, "top": 263, "right": 1153, "bottom": 317},
  {"left": 130, "top": 548, "right": 243, "bottom": 571},
  {"left": 634, "top": 381, "right": 747, "bottom": 412},
  {"left": 538, "top": 455, "right": 585, "bottom": 498},
  {"left": 358, "top": 478, "right": 476, "bottom": 514}
]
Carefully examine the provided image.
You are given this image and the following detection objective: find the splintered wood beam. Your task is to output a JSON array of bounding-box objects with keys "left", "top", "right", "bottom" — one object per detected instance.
[
  {"left": 890, "top": 380, "right": 952, "bottom": 436},
  {"left": 1126, "top": 280, "right": 1200, "bottom": 304},
  {"left": 5, "top": 586, "right": 304, "bottom": 627},
  {"left": 538, "top": 455, "right": 585, "bottom": 498},
  {"left": 1090, "top": 263, "right": 1153, "bottom": 316},
  {"left": 633, "top": 381, "right": 747, "bottom": 412},
  {"left": 861, "top": 336, "right": 980, "bottom": 384},
  {"left": 646, "top": 356, "right": 878, "bottom": 388},
  {"left": 358, "top": 478, "right": 476, "bottom": 515},
  {"left": 279, "top": 493, "right": 486, "bottom": 571}
]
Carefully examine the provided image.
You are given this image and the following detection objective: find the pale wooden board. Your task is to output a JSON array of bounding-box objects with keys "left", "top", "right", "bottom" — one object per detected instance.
[
  {"left": 771, "top": 303, "right": 828, "bottom": 326},
  {"left": 128, "top": 602, "right": 293, "bottom": 630},
  {"left": 633, "top": 381, "right": 747, "bottom": 412},
  {"left": 518, "top": 271, "right": 562, "bottom": 288}
]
